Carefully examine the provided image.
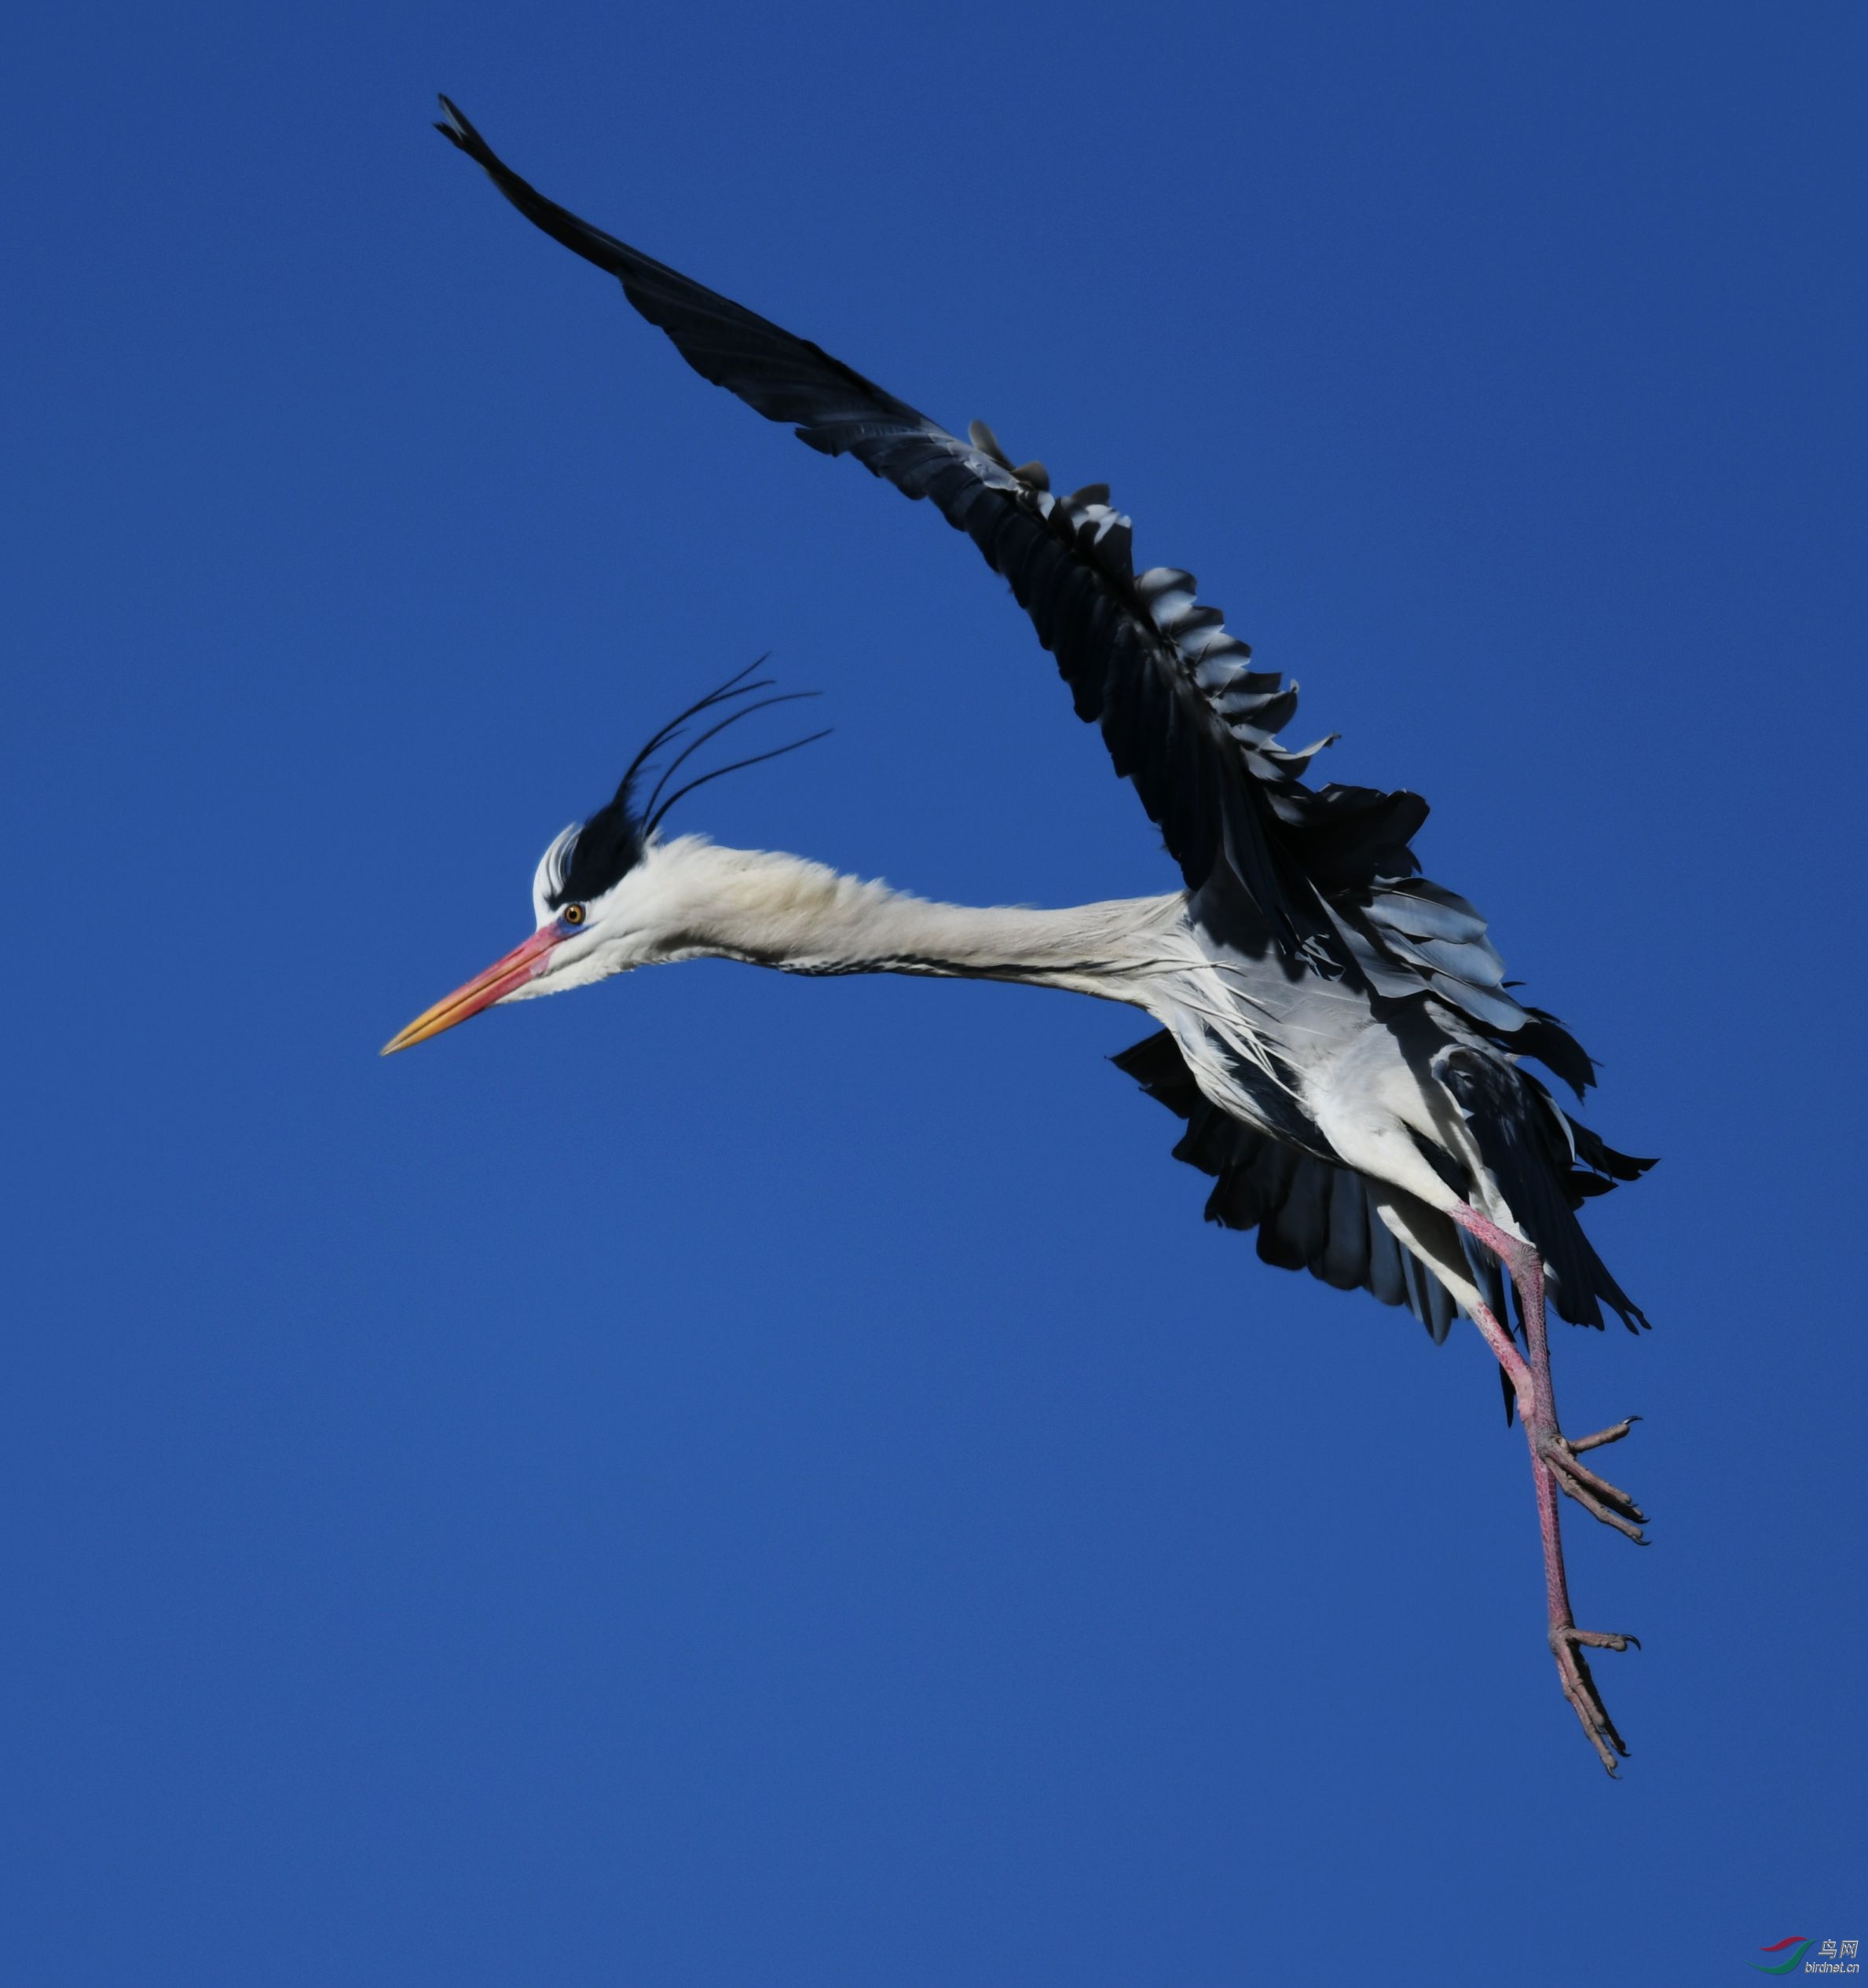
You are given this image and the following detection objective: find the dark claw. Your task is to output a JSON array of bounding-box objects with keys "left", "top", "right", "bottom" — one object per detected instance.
[
  {"left": 1558, "top": 1449, "right": 1645, "bottom": 1515},
  {"left": 1570, "top": 1415, "right": 1641, "bottom": 1455},
  {"left": 1552, "top": 1475, "right": 1647, "bottom": 1541},
  {"left": 1570, "top": 1628, "right": 1639, "bottom": 1652},
  {"left": 1539, "top": 1434, "right": 1647, "bottom": 1539},
  {"left": 1551, "top": 1625, "right": 1635, "bottom": 1773}
]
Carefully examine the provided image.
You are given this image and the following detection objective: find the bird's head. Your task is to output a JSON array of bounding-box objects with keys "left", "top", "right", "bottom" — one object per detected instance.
[{"left": 381, "top": 664, "right": 825, "bottom": 1055}]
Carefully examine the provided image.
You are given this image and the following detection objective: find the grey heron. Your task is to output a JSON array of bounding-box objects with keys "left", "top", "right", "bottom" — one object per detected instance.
[{"left": 391, "top": 98, "right": 1657, "bottom": 1773}]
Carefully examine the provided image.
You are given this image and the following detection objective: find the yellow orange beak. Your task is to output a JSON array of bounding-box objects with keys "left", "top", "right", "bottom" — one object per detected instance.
[{"left": 381, "top": 925, "right": 565, "bottom": 1055}]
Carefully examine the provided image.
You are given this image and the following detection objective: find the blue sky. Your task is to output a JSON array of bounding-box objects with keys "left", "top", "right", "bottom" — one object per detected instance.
[{"left": 5, "top": 2, "right": 1863, "bottom": 1981}]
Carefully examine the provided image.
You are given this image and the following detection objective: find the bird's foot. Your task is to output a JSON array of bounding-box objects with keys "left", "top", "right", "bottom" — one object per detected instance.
[
  {"left": 1536, "top": 1419, "right": 1646, "bottom": 1541},
  {"left": 1551, "top": 1622, "right": 1638, "bottom": 1774}
]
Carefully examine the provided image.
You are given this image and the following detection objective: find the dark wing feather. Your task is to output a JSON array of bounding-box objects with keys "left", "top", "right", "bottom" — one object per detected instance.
[
  {"left": 434, "top": 100, "right": 1595, "bottom": 1078},
  {"left": 1432, "top": 1047, "right": 1650, "bottom": 1333},
  {"left": 436, "top": 100, "right": 1376, "bottom": 933},
  {"left": 1112, "top": 1031, "right": 1464, "bottom": 1343},
  {"left": 1115, "top": 1031, "right": 1651, "bottom": 1343}
]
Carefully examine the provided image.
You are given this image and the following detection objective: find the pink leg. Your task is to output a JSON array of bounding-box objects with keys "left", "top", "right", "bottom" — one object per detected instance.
[{"left": 1449, "top": 1207, "right": 1644, "bottom": 1774}]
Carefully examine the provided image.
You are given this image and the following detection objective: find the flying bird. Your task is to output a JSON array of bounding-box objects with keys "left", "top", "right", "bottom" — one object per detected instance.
[{"left": 394, "top": 97, "right": 1657, "bottom": 1772}]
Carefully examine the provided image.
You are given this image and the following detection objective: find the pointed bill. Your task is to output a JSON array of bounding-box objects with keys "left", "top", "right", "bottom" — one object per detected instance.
[{"left": 381, "top": 925, "right": 563, "bottom": 1055}]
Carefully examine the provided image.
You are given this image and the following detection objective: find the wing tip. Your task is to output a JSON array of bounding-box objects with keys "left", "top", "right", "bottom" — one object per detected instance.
[{"left": 434, "top": 94, "right": 493, "bottom": 165}]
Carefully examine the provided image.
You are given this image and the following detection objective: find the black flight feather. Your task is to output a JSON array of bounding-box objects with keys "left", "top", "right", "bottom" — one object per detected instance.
[{"left": 434, "top": 97, "right": 1610, "bottom": 1097}]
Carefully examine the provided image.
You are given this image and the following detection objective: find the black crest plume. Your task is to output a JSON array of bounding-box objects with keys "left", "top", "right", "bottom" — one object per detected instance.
[{"left": 542, "top": 661, "right": 828, "bottom": 910}]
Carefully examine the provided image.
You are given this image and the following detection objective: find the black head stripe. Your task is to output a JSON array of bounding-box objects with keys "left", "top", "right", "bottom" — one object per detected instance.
[{"left": 544, "top": 786, "right": 646, "bottom": 910}]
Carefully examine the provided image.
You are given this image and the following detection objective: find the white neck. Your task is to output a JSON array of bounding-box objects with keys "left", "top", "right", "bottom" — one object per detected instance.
[{"left": 625, "top": 840, "right": 1187, "bottom": 1004}]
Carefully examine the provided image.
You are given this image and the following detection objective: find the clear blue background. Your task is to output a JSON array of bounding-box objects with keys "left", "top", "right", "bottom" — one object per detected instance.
[{"left": 5, "top": 3, "right": 1863, "bottom": 1981}]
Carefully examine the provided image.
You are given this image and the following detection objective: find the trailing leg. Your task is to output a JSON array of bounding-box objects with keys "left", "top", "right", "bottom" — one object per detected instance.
[
  {"left": 1460, "top": 1289, "right": 1639, "bottom": 1772},
  {"left": 1450, "top": 1206, "right": 1646, "bottom": 1540}
]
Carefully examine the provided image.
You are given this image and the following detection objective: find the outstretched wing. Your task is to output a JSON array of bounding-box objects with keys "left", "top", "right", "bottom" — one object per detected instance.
[
  {"left": 436, "top": 102, "right": 1383, "bottom": 920},
  {"left": 434, "top": 99, "right": 1586, "bottom": 1075}
]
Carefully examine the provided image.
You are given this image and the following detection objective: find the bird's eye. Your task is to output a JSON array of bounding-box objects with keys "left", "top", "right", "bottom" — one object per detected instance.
[{"left": 562, "top": 904, "right": 586, "bottom": 926}]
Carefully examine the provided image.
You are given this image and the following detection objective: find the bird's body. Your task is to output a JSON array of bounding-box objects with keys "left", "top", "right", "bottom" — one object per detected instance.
[
  {"left": 510, "top": 829, "right": 1625, "bottom": 1342},
  {"left": 394, "top": 100, "right": 1657, "bottom": 1771}
]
